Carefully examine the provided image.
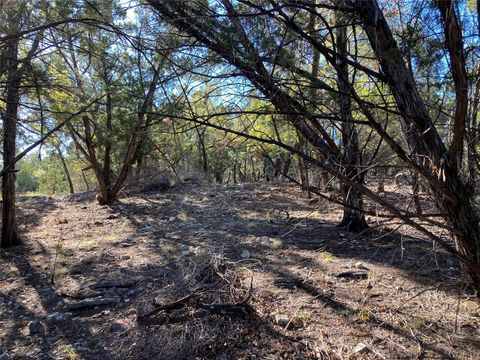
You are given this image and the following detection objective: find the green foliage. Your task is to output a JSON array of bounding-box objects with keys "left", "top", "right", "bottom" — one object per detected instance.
[{"left": 16, "top": 154, "right": 41, "bottom": 193}]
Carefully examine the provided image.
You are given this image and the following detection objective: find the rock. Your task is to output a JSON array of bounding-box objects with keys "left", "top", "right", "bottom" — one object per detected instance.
[
  {"left": 274, "top": 314, "right": 290, "bottom": 327},
  {"left": 93, "top": 221, "right": 103, "bottom": 226},
  {"left": 273, "top": 277, "right": 298, "bottom": 289},
  {"left": 354, "top": 343, "right": 369, "bottom": 354},
  {"left": 354, "top": 262, "right": 369, "bottom": 271},
  {"left": 28, "top": 321, "right": 45, "bottom": 337},
  {"left": 0, "top": 352, "right": 9, "bottom": 360},
  {"left": 0, "top": 296, "right": 4, "bottom": 305},
  {"left": 336, "top": 271, "right": 368, "bottom": 280},
  {"left": 106, "top": 214, "right": 118, "bottom": 220},
  {"left": 240, "top": 250, "right": 250, "bottom": 259},
  {"left": 53, "top": 312, "right": 72, "bottom": 322},
  {"left": 120, "top": 242, "right": 133, "bottom": 248},
  {"left": 339, "top": 233, "right": 346, "bottom": 238},
  {"left": 168, "top": 216, "right": 176, "bottom": 222},
  {"left": 121, "top": 255, "right": 131, "bottom": 260},
  {"left": 260, "top": 236, "right": 270, "bottom": 244}
]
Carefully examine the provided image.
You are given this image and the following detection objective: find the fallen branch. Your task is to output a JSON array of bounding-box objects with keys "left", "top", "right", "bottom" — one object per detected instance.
[
  {"left": 66, "top": 297, "right": 116, "bottom": 310},
  {"left": 90, "top": 279, "right": 135, "bottom": 289}
]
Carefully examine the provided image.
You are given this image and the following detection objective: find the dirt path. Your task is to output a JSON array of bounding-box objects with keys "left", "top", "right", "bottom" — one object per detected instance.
[{"left": 0, "top": 182, "right": 479, "bottom": 359}]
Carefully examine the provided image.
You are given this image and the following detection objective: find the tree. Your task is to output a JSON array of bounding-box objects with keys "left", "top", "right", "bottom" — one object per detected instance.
[
  {"left": 147, "top": 0, "right": 372, "bottom": 230},
  {"left": 0, "top": 1, "right": 42, "bottom": 247},
  {"left": 146, "top": 0, "right": 480, "bottom": 289}
]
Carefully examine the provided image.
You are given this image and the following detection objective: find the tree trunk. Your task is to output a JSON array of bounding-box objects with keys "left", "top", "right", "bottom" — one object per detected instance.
[
  {"left": 357, "top": 0, "right": 480, "bottom": 287},
  {"left": 411, "top": 171, "right": 422, "bottom": 215},
  {"left": 55, "top": 144, "right": 75, "bottom": 195},
  {"left": 1, "top": 16, "right": 20, "bottom": 248},
  {"left": 296, "top": 132, "right": 311, "bottom": 198},
  {"left": 336, "top": 6, "right": 368, "bottom": 232}
]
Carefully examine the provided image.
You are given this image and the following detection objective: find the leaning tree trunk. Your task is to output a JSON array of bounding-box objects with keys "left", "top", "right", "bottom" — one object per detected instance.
[
  {"left": 357, "top": 0, "right": 480, "bottom": 288},
  {"left": 1, "top": 26, "right": 20, "bottom": 248},
  {"left": 336, "top": 7, "right": 368, "bottom": 232}
]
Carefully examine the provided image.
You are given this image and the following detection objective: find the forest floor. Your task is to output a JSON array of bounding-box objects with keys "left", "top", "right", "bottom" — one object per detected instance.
[{"left": 0, "top": 181, "right": 479, "bottom": 360}]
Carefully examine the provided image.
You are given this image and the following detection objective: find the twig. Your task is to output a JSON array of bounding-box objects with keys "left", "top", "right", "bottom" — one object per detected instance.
[
  {"left": 138, "top": 292, "right": 198, "bottom": 319},
  {"left": 394, "top": 285, "right": 439, "bottom": 312}
]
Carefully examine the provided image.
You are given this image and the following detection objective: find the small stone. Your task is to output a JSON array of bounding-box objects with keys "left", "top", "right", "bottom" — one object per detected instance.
[
  {"left": 241, "top": 250, "right": 250, "bottom": 259},
  {"left": 106, "top": 214, "right": 118, "bottom": 220},
  {"left": 354, "top": 343, "right": 369, "bottom": 354},
  {"left": 121, "top": 255, "right": 131, "bottom": 260},
  {"left": 0, "top": 296, "right": 4, "bottom": 305},
  {"left": 168, "top": 216, "right": 176, "bottom": 222},
  {"left": 274, "top": 314, "right": 290, "bottom": 327},
  {"left": 339, "top": 233, "right": 346, "bottom": 238},
  {"left": 94, "top": 221, "right": 103, "bottom": 226},
  {"left": 28, "top": 321, "right": 45, "bottom": 337},
  {"left": 354, "top": 262, "right": 369, "bottom": 270},
  {"left": 0, "top": 352, "right": 9, "bottom": 360},
  {"left": 54, "top": 314, "right": 68, "bottom": 321},
  {"left": 120, "top": 243, "right": 133, "bottom": 248}
]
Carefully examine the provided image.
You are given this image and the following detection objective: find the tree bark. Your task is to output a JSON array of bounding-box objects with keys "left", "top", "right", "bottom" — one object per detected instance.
[
  {"left": 336, "top": 5, "right": 368, "bottom": 232},
  {"left": 357, "top": 0, "right": 480, "bottom": 287},
  {"left": 1, "top": 13, "right": 21, "bottom": 248}
]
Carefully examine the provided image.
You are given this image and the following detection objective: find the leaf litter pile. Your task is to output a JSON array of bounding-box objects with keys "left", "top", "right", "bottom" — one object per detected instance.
[{"left": 0, "top": 181, "right": 479, "bottom": 359}]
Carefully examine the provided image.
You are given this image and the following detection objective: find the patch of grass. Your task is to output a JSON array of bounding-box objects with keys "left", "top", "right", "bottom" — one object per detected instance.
[
  {"left": 322, "top": 252, "right": 335, "bottom": 263},
  {"left": 357, "top": 308, "right": 371, "bottom": 321},
  {"left": 177, "top": 211, "right": 189, "bottom": 221},
  {"left": 64, "top": 345, "right": 80, "bottom": 360}
]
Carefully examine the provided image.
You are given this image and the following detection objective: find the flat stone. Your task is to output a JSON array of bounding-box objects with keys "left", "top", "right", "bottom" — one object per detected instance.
[
  {"left": 241, "top": 250, "right": 250, "bottom": 259},
  {"left": 336, "top": 271, "right": 368, "bottom": 280},
  {"left": 28, "top": 321, "right": 45, "bottom": 337},
  {"left": 354, "top": 262, "right": 370, "bottom": 271},
  {"left": 274, "top": 314, "right": 290, "bottom": 327},
  {"left": 354, "top": 342, "right": 369, "bottom": 354}
]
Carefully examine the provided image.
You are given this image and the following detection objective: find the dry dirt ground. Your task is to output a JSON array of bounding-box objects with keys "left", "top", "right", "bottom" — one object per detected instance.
[{"left": 0, "top": 181, "right": 479, "bottom": 359}]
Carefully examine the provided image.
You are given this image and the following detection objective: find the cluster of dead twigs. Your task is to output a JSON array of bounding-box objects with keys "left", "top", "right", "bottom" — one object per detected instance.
[{"left": 137, "top": 253, "right": 254, "bottom": 325}]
